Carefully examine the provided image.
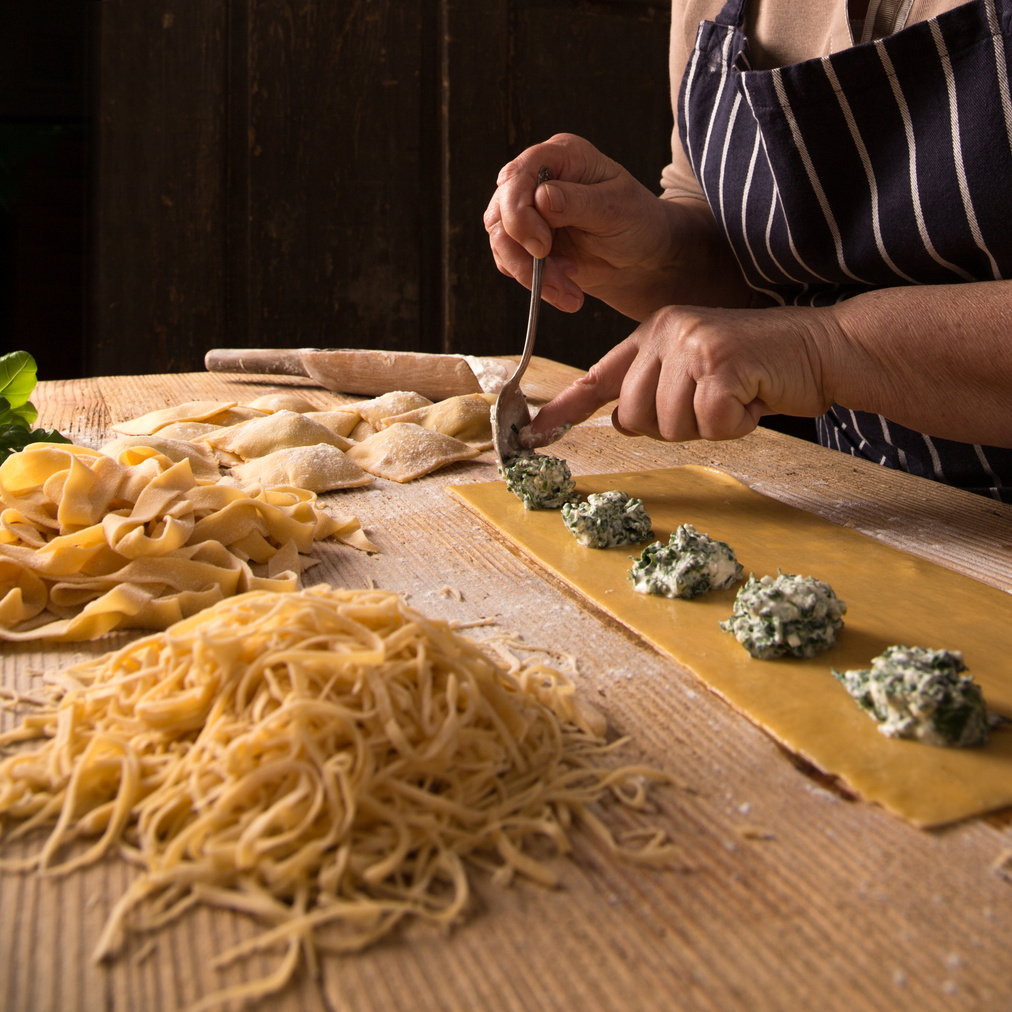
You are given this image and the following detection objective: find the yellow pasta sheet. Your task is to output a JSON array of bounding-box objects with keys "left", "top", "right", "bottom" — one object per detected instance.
[{"left": 449, "top": 466, "right": 1012, "bottom": 827}]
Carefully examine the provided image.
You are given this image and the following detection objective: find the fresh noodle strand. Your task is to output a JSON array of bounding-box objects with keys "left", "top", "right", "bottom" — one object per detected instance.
[{"left": 0, "top": 584, "right": 677, "bottom": 1010}]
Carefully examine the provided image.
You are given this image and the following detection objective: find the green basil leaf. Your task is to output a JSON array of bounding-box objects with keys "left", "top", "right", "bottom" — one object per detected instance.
[
  {"left": 0, "top": 351, "right": 38, "bottom": 410},
  {"left": 0, "top": 423, "right": 72, "bottom": 463},
  {"left": 0, "top": 396, "right": 38, "bottom": 428}
]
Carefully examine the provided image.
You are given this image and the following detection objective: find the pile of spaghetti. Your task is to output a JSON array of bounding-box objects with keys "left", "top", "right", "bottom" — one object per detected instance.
[{"left": 0, "top": 584, "right": 673, "bottom": 1008}]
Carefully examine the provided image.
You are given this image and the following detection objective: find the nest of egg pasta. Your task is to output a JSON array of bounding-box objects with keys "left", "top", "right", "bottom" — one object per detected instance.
[{"left": 0, "top": 584, "right": 673, "bottom": 1009}]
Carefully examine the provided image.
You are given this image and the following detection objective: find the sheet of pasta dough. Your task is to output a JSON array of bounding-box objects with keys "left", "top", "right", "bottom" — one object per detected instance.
[{"left": 449, "top": 465, "right": 1012, "bottom": 827}]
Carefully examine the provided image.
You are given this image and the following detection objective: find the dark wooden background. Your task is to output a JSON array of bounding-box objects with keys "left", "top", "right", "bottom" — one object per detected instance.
[
  {"left": 1, "top": 0, "right": 672, "bottom": 383},
  {"left": 0, "top": 3, "right": 92, "bottom": 382}
]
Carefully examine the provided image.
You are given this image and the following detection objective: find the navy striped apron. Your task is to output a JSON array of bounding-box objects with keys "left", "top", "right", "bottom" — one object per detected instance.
[{"left": 677, "top": 0, "right": 1012, "bottom": 501}]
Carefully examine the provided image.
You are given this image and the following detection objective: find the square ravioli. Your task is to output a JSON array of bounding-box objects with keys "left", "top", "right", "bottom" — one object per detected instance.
[
  {"left": 346, "top": 422, "right": 479, "bottom": 482},
  {"left": 231, "top": 443, "right": 373, "bottom": 492}
]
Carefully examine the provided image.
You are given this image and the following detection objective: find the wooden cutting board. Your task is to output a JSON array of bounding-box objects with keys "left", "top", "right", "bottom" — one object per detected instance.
[{"left": 449, "top": 465, "right": 1012, "bottom": 827}]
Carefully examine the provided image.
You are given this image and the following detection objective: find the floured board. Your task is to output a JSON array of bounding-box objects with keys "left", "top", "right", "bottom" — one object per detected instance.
[{"left": 449, "top": 465, "right": 1012, "bottom": 827}]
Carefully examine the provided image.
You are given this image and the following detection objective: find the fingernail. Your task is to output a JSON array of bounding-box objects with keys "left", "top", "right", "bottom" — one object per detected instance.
[
  {"left": 558, "top": 290, "right": 581, "bottom": 313},
  {"left": 543, "top": 182, "right": 565, "bottom": 213},
  {"left": 526, "top": 239, "right": 548, "bottom": 259}
]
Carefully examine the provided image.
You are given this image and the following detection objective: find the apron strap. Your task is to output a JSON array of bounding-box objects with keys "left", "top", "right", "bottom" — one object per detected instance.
[{"left": 713, "top": 0, "right": 747, "bottom": 27}]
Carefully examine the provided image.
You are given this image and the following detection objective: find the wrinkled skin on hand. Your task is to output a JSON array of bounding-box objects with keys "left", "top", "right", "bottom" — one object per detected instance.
[
  {"left": 523, "top": 303, "right": 840, "bottom": 447},
  {"left": 489, "top": 137, "right": 1012, "bottom": 454},
  {"left": 484, "top": 133, "right": 678, "bottom": 316}
]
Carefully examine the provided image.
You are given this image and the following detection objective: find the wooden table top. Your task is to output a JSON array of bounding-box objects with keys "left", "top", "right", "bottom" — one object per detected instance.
[{"left": 3, "top": 359, "right": 1011, "bottom": 1012}]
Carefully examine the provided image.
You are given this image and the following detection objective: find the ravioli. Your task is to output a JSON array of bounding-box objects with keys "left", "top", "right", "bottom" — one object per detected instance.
[
  {"left": 152, "top": 421, "right": 223, "bottom": 442},
  {"left": 112, "top": 400, "right": 243, "bottom": 435},
  {"left": 382, "top": 393, "right": 496, "bottom": 449},
  {"left": 348, "top": 419, "right": 378, "bottom": 441},
  {"left": 351, "top": 391, "right": 433, "bottom": 429},
  {"left": 303, "top": 408, "right": 363, "bottom": 439},
  {"left": 199, "top": 411, "right": 352, "bottom": 465},
  {"left": 231, "top": 443, "right": 373, "bottom": 493},
  {"left": 346, "top": 423, "right": 479, "bottom": 482},
  {"left": 244, "top": 392, "right": 320, "bottom": 413}
]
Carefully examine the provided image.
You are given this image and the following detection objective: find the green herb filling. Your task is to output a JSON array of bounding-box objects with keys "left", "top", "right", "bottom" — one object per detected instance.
[
  {"left": 630, "top": 523, "right": 742, "bottom": 598},
  {"left": 833, "top": 645, "right": 991, "bottom": 747},
  {"left": 562, "top": 490, "right": 653, "bottom": 548},
  {"left": 720, "top": 572, "right": 846, "bottom": 659},
  {"left": 501, "top": 452, "right": 577, "bottom": 510}
]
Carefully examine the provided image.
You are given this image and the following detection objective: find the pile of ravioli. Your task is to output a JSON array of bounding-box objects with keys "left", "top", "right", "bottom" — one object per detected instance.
[{"left": 113, "top": 389, "right": 497, "bottom": 490}]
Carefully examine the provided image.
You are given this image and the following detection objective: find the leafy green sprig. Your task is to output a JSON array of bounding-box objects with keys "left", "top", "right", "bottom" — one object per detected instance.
[{"left": 0, "top": 351, "right": 71, "bottom": 463}]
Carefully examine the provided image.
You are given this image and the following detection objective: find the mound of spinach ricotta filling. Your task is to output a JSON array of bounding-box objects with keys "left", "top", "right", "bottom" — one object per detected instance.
[
  {"left": 562, "top": 490, "right": 653, "bottom": 548},
  {"left": 501, "top": 452, "right": 577, "bottom": 510},
  {"left": 720, "top": 572, "right": 846, "bottom": 659},
  {"left": 833, "top": 645, "right": 993, "bottom": 747},
  {"left": 630, "top": 523, "right": 742, "bottom": 598}
]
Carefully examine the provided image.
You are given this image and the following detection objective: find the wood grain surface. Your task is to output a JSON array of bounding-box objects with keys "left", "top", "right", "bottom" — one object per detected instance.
[
  {"left": 2, "top": 358, "right": 1011, "bottom": 1012},
  {"left": 88, "top": 2, "right": 672, "bottom": 379}
]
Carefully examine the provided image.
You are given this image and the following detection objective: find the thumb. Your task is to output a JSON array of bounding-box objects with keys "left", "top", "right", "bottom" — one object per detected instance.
[
  {"left": 520, "top": 340, "right": 639, "bottom": 447},
  {"left": 536, "top": 176, "right": 623, "bottom": 235}
]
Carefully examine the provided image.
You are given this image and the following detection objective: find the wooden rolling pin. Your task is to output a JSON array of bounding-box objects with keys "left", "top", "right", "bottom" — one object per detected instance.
[{"left": 205, "top": 347, "right": 512, "bottom": 400}]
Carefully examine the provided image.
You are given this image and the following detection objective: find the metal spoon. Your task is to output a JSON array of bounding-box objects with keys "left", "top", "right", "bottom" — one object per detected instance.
[{"left": 492, "top": 166, "right": 551, "bottom": 467}]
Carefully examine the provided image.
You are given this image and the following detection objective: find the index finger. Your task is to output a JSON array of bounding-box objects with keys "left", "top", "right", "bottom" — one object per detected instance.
[
  {"left": 493, "top": 155, "right": 560, "bottom": 260},
  {"left": 520, "top": 339, "right": 640, "bottom": 448}
]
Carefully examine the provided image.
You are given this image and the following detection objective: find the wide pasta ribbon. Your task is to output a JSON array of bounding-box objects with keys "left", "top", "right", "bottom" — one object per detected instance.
[{"left": 0, "top": 444, "right": 374, "bottom": 642}]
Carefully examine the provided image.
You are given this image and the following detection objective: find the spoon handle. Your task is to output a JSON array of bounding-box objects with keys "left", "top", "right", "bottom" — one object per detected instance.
[{"left": 517, "top": 166, "right": 552, "bottom": 377}]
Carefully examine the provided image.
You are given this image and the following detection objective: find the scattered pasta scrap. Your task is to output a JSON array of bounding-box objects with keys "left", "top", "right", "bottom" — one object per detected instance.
[
  {"left": 0, "top": 443, "right": 373, "bottom": 642},
  {"left": 0, "top": 585, "right": 675, "bottom": 1010},
  {"left": 993, "top": 849, "right": 1012, "bottom": 883},
  {"left": 737, "top": 825, "right": 776, "bottom": 842}
]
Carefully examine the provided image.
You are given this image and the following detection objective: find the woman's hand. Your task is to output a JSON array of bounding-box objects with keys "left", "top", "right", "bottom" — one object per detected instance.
[
  {"left": 524, "top": 280, "right": 1012, "bottom": 452},
  {"left": 484, "top": 133, "right": 735, "bottom": 321},
  {"left": 523, "top": 304, "right": 838, "bottom": 446}
]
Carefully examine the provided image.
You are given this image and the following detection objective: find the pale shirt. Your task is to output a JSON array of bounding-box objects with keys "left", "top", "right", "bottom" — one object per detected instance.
[{"left": 661, "top": 0, "right": 967, "bottom": 199}]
